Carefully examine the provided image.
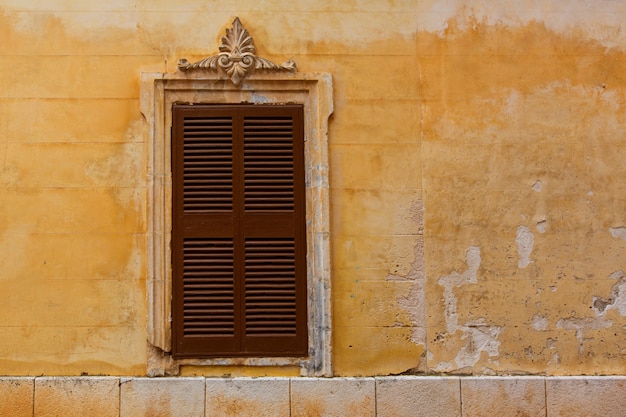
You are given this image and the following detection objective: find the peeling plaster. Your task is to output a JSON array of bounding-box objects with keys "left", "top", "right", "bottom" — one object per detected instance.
[
  {"left": 516, "top": 225, "right": 534, "bottom": 268},
  {"left": 455, "top": 321, "right": 502, "bottom": 369},
  {"left": 536, "top": 220, "right": 547, "bottom": 234},
  {"left": 418, "top": 1, "right": 626, "bottom": 49},
  {"left": 557, "top": 317, "right": 612, "bottom": 355},
  {"left": 437, "top": 247, "right": 502, "bottom": 369},
  {"left": 532, "top": 180, "right": 542, "bottom": 192},
  {"left": 438, "top": 246, "right": 481, "bottom": 334},
  {"left": 388, "top": 201, "right": 425, "bottom": 347},
  {"left": 532, "top": 314, "right": 548, "bottom": 331},
  {"left": 434, "top": 361, "right": 453, "bottom": 372},
  {"left": 395, "top": 254, "right": 425, "bottom": 345},
  {"left": 609, "top": 227, "right": 626, "bottom": 241},
  {"left": 557, "top": 271, "right": 624, "bottom": 355},
  {"left": 593, "top": 271, "right": 626, "bottom": 316}
]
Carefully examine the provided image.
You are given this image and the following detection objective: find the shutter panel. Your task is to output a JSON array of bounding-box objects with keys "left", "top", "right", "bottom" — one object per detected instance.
[
  {"left": 172, "top": 104, "right": 307, "bottom": 358},
  {"left": 172, "top": 107, "right": 240, "bottom": 356},
  {"left": 242, "top": 108, "right": 307, "bottom": 355}
]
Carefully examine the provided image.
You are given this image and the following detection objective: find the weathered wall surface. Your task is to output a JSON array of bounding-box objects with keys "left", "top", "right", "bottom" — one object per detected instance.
[
  {"left": 0, "top": 0, "right": 625, "bottom": 377},
  {"left": 420, "top": 3, "right": 626, "bottom": 375}
]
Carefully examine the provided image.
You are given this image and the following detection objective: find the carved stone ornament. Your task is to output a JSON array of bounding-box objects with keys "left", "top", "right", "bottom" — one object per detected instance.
[{"left": 177, "top": 17, "right": 297, "bottom": 85}]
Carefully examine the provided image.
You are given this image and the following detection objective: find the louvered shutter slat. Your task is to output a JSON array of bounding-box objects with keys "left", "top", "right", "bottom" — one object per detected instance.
[
  {"left": 182, "top": 116, "right": 233, "bottom": 212},
  {"left": 172, "top": 108, "right": 239, "bottom": 357},
  {"left": 244, "top": 238, "right": 297, "bottom": 336},
  {"left": 244, "top": 115, "right": 295, "bottom": 212},
  {"left": 241, "top": 107, "right": 307, "bottom": 355}
]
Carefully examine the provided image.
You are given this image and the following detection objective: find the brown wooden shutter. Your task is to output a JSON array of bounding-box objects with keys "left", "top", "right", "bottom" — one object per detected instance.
[{"left": 171, "top": 104, "right": 307, "bottom": 358}]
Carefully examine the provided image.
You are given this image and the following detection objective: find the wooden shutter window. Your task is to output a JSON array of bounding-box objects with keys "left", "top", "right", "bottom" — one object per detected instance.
[{"left": 171, "top": 104, "right": 307, "bottom": 358}]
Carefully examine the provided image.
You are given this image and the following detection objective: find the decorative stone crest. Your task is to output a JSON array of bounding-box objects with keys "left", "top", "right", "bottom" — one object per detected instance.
[{"left": 178, "top": 17, "right": 297, "bottom": 85}]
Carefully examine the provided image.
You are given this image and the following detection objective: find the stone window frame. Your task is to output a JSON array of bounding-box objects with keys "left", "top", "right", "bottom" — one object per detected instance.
[{"left": 141, "top": 71, "right": 333, "bottom": 376}]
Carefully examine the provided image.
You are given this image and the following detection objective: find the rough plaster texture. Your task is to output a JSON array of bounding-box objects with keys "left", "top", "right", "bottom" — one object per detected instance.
[
  {"left": 34, "top": 377, "right": 119, "bottom": 417},
  {"left": 422, "top": 16, "right": 626, "bottom": 375},
  {"left": 1, "top": 0, "right": 626, "bottom": 378},
  {"left": 205, "top": 378, "right": 289, "bottom": 417},
  {"left": 291, "top": 377, "right": 375, "bottom": 417},
  {"left": 0, "top": 377, "right": 34, "bottom": 417},
  {"left": 376, "top": 377, "right": 461, "bottom": 417},
  {"left": 120, "top": 377, "right": 205, "bottom": 417}
]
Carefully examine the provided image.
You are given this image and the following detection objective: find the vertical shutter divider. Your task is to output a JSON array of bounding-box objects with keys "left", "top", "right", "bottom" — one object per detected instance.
[{"left": 232, "top": 108, "right": 245, "bottom": 353}]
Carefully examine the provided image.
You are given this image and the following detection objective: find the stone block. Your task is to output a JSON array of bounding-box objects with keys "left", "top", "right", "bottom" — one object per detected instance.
[
  {"left": 330, "top": 100, "right": 419, "bottom": 145},
  {"left": 120, "top": 377, "right": 205, "bottom": 417},
  {"left": 0, "top": 55, "right": 161, "bottom": 99},
  {"left": 291, "top": 377, "right": 375, "bottom": 417},
  {"left": 0, "top": 278, "right": 144, "bottom": 327},
  {"left": 333, "top": 235, "right": 419, "bottom": 272},
  {"left": 461, "top": 376, "right": 546, "bottom": 417},
  {"left": 333, "top": 279, "right": 424, "bottom": 327},
  {"left": 34, "top": 377, "right": 119, "bottom": 417},
  {"left": 0, "top": 98, "right": 139, "bottom": 144},
  {"left": 0, "top": 326, "right": 146, "bottom": 376},
  {"left": 333, "top": 325, "right": 425, "bottom": 376},
  {"left": 0, "top": 232, "right": 144, "bottom": 282},
  {"left": 206, "top": 377, "right": 289, "bottom": 417},
  {"left": 1, "top": 188, "right": 146, "bottom": 234},
  {"left": 331, "top": 144, "right": 422, "bottom": 190},
  {"left": 3, "top": 143, "right": 145, "bottom": 188},
  {"left": 0, "top": 12, "right": 156, "bottom": 56},
  {"left": 0, "top": 377, "right": 34, "bottom": 417},
  {"left": 376, "top": 376, "right": 461, "bottom": 417},
  {"left": 336, "top": 189, "right": 422, "bottom": 236},
  {"left": 332, "top": 56, "right": 419, "bottom": 100},
  {"left": 546, "top": 377, "right": 626, "bottom": 417}
]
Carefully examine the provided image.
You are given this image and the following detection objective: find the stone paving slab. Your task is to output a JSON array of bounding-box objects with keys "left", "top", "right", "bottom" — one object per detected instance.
[
  {"left": 546, "top": 376, "right": 626, "bottom": 417},
  {"left": 206, "top": 377, "right": 289, "bottom": 417},
  {"left": 34, "top": 377, "right": 119, "bottom": 417},
  {"left": 120, "top": 377, "right": 205, "bottom": 417},
  {"left": 461, "top": 376, "right": 546, "bottom": 417},
  {"left": 291, "top": 377, "right": 376, "bottom": 417},
  {"left": 0, "top": 377, "right": 34, "bottom": 417},
  {"left": 376, "top": 376, "right": 461, "bottom": 417}
]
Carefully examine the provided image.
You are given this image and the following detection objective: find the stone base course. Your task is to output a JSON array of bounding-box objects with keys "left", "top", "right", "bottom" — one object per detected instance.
[
  {"left": 2, "top": 376, "right": 626, "bottom": 416},
  {"left": 34, "top": 377, "right": 119, "bottom": 417},
  {"left": 291, "top": 377, "right": 375, "bottom": 417},
  {"left": 0, "top": 377, "right": 34, "bottom": 417},
  {"left": 206, "top": 377, "right": 290, "bottom": 417},
  {"left": 120, "top": 377, "right": 205, "bottom": 417},
  {"left": 377, "top": 376, "right": 460, "bottom": 417}
]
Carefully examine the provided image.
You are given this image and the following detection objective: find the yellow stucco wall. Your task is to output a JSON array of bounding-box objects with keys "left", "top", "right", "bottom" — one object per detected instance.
[{"left": 1, "top": 0, "right": 626, "bottom": 376}]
